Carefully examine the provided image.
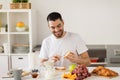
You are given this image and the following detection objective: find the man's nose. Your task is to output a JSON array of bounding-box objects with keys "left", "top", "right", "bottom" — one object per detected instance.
[{"left": 55, "top": 27, "right": 59, "bottom": 32}]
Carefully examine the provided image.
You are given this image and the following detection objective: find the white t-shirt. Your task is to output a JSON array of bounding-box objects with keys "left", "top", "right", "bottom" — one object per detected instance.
[{"left": 39, "top": 32, "right": 88, "bottom": 67}]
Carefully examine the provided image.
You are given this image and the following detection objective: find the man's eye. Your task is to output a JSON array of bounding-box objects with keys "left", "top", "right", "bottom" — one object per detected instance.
[
  {"left": 57, "top": 24, "right": 61, "bottom": 28},
  {"left": 51, "top": 27, "right": 55, "bottom": 29}
]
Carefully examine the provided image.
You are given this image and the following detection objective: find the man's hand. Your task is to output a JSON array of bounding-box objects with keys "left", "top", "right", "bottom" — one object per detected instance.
[
  {"left": 51, "top": 55, "right": 61, "bottom": 63},
  {"left": 64, "top": 52, "right": 78, "bottom": 63}
]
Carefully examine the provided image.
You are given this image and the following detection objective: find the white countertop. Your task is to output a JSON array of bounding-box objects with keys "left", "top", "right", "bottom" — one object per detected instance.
[{"left": 1, "top": 67, "right": 120, "bottom": 80}]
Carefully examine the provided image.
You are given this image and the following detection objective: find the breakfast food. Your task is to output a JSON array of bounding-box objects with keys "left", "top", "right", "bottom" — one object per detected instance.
[
  {"left": 64, "top": 51, "right": 73, "bottom": 58},
  {"left": 91, "top": 66, "right": 118, "bottom": 78},
  {"left": 71, "top": 64, "right": 91, "bottom": 80},
  {"left": 62, "top": 73, "right": 77, "bottom": 80},
  {"left": 55, "top": 67, "right": 66, "bottom": 70},
  {"left": 69, "top": 64, "right": 76, "bottom": 72},
  {"left": 16, "top": 22, "right": 26, "bottom": 31},
  {"left": 63, "top": 64, "right": 91, "bottom": 80},
  {"left": 22, "top": 71, "right": 30, "bottom": 77},
  {"left": 16, "top": 22, "right": 25, "bottom": 27}
]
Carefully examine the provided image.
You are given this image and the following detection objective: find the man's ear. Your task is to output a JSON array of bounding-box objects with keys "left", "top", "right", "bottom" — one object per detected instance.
[
  {"left": 63, "top": 20, "right": 64, "bottom": 24},
  {"left": 62, "top": 20, "right": 64, "bottom": 26}
]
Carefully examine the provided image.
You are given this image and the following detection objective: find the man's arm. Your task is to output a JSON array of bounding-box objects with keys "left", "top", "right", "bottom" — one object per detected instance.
[
  {"left": 40, "top": 58, "right": 48, "bottom": 64},
  {"left": 77, "top": 52, "right": 90, "bottom": 66},
  {"left": 65, "top": 51, "right": 91, "bottom": 66}
]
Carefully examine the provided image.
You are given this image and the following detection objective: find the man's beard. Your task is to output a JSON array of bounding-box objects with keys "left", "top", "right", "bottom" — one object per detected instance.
[{"left": 53, "top": 30, "right": 64, "bottom": 38}]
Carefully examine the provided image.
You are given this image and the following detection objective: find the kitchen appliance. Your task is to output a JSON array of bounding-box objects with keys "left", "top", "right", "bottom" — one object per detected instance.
[
  {"left": 106, "top": 45, "right": 120, "bottom": 67},
  {"left": 88, "top": 49, "right": 107, "bottom": 66}
]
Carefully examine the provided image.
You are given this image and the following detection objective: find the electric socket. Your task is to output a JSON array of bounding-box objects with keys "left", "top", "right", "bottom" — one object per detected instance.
[{"left": 114, "top": 49, "right": 120, "bottom": 56}]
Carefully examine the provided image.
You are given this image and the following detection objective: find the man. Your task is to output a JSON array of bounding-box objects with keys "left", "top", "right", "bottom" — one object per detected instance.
[{"left": 39, "top": 12, "right": 90, "bottom": 67}]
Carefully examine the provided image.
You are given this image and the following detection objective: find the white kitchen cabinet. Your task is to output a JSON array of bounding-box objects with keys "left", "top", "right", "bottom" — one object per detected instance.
[
  {"left": 0, "top": 9, "right": 37, "bottom": 72},
  {"left": 11, "top": 55, "right": 29, "bottom": 70},
  {"left": 0, "top": 55, "right": 9, "bottom": 77}
]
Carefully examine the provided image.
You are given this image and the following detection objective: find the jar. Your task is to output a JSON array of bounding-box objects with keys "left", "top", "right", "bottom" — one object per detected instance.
[{"left": 31, "top": 69, "right": 39, "bottom": 78}]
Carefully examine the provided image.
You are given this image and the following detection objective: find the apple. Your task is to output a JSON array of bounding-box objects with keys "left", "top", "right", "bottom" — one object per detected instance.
[{"left": 69, "top": 64, "right": 76, "bottom": 72}]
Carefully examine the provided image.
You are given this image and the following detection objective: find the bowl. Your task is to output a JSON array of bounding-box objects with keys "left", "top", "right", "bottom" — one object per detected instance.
[
  {"left": 90, "top": 57, "right": 99, "bottom": 62},
  {"left": 16, "top": 27, "right": 26, "bottom": 32},
  {"left": 31, "top": 72, "right": 39, "bottom": 78},
  {"left": 13, "top": 44, "right": 29, "bottom": 53}
]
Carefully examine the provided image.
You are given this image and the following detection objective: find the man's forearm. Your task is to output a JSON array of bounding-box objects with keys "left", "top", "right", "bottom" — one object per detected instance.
[
  {"left": 76, "top": 57, "right": 91, "bottom": 66},
  {"left": 40, "top": 58, "right": 48, "bottom": 63}
]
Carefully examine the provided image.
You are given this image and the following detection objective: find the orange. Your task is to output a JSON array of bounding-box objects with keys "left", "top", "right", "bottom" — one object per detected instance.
[{"left": 16, "top": 22, "right": 25, "bottom": 27}]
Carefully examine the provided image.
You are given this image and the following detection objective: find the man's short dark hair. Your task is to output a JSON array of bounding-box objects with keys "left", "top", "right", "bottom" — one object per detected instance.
[{"left": 47, "top": 12, "right": 63, "bottom": 21}]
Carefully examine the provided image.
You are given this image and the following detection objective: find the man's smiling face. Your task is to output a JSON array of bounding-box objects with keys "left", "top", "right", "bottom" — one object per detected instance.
[{"left": 48, "top": 19, "right": 64, "bottom": 38}]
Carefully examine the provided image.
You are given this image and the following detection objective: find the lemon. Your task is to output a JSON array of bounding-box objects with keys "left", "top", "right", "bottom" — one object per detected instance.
[{"left": 69, "top": 64, "right": 76, "bottom": 72}]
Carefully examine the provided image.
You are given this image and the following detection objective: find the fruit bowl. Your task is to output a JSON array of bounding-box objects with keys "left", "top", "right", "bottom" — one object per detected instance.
[
  {"left": 90, "top": 57, "right": 99, "bottom": 62},
  {"left": 16, "top": 27, "right": 26, "bottom": 32},
  {"left": 16, "top": 22, "right": 26, "bottom": 32}
]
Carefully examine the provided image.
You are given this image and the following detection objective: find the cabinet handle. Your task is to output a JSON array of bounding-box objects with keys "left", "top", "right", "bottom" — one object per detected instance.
[{"left": 18, "top": 57, "right": 23, "bottom": 59}]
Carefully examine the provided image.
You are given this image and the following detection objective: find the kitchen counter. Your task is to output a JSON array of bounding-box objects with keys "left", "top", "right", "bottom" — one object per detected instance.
[{"left": 1, "top": 67, "right": 120, "bottom": 80}]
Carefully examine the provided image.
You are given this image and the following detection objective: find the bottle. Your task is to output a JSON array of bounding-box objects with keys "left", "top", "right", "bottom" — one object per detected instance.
[
  {"left": 3, "top": 43, "right": 9, "bottom": 54},
  {"left": 5, "top": 24, "right": 8, "bottom": 32}
]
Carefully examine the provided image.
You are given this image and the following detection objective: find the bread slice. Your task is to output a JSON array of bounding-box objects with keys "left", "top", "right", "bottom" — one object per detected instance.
[
  {"left": 64, "top": 51, "right": 73, "bottom": 58},
  {"left": 55, "top": 67, "right": 66, "bottom": 70}
]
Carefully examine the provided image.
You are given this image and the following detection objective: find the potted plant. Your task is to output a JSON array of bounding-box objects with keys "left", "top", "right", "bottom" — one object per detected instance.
[
  {"left": 12, "top": 0, "right": 20, "bottom": 3},
  {"left": 21, "top": 0, "right": 29, "bottom": 3},
  {"left": 12, "top": 0, "right": 29, "bottom": 3},
  {"left": 10, "top": 0, "right": 31, "bottom": 9}
]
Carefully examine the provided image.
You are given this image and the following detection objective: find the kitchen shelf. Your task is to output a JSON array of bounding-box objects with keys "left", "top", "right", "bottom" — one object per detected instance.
[
  {"left": 0, "top": 9, "right": 37, "bottom": 75},
  {"left": 0, "top": 54, "right": 9, "bottom": 56},
  {"left": 9, "top": 32, "right": 29, "bottom": 34},
  {"left": 10, "top": 54, "right": 29, "bottom": 56},
  {"left": 0, "top": 10, "right": 32, "bottom": 55},
  {"left": 0, "top": 32, "right": 8, "bottom": 34}
]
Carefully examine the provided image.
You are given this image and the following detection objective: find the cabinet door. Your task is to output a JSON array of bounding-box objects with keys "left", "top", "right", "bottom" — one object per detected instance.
[
  {"left": 0, "top": 56, "right": 8, "bottom": 77},
  {"left": 11, "top": 55, "right": 29, "bottom": 70}
]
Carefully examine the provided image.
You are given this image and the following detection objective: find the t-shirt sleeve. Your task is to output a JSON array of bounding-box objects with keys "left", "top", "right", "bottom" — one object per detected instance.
[
  {"left": 76, "top": 35, "right": 88, "bottom": 55},
  {"left": 39, "top": 40, "right": 48, "bottom": 59}
]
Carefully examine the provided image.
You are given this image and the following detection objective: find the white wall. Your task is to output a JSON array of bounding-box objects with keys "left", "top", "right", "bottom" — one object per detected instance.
[
  {"left": 1, "top": 0, "right": 120, "bottom": 45},
  {"left": 31, "top": 0, "right": 120, "bottom": 45}
]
